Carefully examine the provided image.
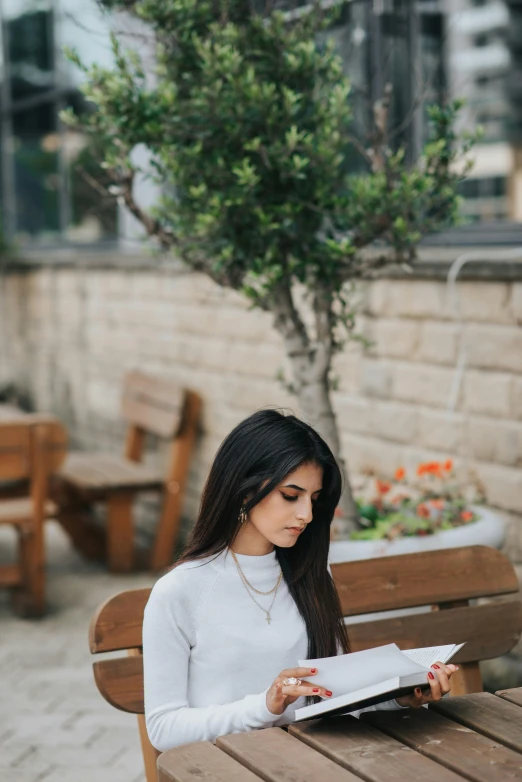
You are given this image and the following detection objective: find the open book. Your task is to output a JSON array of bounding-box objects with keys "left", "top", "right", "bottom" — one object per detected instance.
[{"left": 294, "top": 642, "right": 465, "bottom": 722}]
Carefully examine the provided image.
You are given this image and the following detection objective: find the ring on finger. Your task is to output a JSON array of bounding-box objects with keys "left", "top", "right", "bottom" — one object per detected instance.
[{"left": 283, "top": 677, "right": 302, "bottom": 686}]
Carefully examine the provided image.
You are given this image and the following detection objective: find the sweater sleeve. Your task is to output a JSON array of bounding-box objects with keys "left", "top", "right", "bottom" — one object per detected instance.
[{"left": 143, "top": 581, "right": 278, "bottom": 752}]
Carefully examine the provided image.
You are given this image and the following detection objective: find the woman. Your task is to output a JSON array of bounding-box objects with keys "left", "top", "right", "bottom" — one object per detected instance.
[{"left": 143, "top": 409, "right": 456, "bottom": 751}]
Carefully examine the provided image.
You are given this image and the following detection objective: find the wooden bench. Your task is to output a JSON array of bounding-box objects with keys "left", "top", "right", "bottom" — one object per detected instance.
[
  {"left": 53, "top": 371, "right": 201, "bottom": 573},
  {"left": 88, "top": 545, "right": 522, "bottom": 782},
  {"left": 0, "top": 419, "right": 67, "bottom": 616}
]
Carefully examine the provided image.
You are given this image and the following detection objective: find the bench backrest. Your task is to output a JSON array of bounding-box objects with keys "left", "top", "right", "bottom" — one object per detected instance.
[
  {"left": 121, "top": 371, "right": 185, "bottom": 445},
  {"left": 89, "top": 545, "right": 522, "bottom": 715},
  {"left": 0, "top": 420, "right": 67, "bottom": 481}
]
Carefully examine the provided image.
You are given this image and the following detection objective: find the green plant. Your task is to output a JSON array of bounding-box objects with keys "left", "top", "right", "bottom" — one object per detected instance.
[{"left": 62, "top": 1, "right": 476, "bottom": 529}]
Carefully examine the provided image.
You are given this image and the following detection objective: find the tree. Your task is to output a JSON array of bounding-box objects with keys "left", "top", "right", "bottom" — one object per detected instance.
[{"left": 64, "top": 0, "right": 474, "bottom": 531}]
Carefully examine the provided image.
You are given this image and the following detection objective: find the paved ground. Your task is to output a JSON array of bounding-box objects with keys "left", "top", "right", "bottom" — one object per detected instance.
[{"left": 0, "top": 521, "right": 156, "bottom": 782}]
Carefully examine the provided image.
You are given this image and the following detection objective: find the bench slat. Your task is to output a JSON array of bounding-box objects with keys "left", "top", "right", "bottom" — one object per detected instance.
[
  {"left": 89, "top": 588, "right": 151, "bottom": 653},
  {"left": 59, "top": 453, "right": 163, "bottom": 493},
  {"left": 93, "top": 657, "right": 144, "bottom": 713},
  {"left": 348, "top": 601, "right": 522, "bottom": 662},
  {"left": 122, "top": 371, "right": 185, "bottom": 438},
  {"left": 158, "top": 741, "right": 262, "bottom": 782},
  {"left": 289, "top": 715, "right": 463, "bottom": 782},
  {"left": 332, "top": 546, "right": 518, "bottom": 616}
]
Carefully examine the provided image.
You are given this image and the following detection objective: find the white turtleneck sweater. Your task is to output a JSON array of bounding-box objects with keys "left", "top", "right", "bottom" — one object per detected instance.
[{"left": 143, "top": 548, "right": 404, "bottom": 751}]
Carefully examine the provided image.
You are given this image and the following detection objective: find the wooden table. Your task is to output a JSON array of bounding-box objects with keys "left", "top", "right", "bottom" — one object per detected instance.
[{"left": 157, "top": 687, "right": 522, "bottom": 781}]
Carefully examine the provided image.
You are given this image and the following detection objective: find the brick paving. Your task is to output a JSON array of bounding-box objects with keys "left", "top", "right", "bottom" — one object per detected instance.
[{"left": 0, "top": 521, "right": 156, "bottom": 782}]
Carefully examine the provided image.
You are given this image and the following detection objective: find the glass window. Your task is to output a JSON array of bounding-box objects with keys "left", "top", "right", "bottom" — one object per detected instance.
[
  {"left": 0, "top": 0, "right": 118, "bottom": 244},
  {"left": 4, "top": 0, "right": 55, "bottom": 105},
  {"left": 12, "top": 105, "right": 60, "bottom": 237}
]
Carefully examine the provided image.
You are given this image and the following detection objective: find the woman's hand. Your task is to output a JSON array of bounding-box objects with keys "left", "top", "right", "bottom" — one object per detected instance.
[
  {"left": 266, "top": 667, "right": 331, "bottom": 716},
  {"left": 396, "top": 661, "right": 458, "bottom": 708}
]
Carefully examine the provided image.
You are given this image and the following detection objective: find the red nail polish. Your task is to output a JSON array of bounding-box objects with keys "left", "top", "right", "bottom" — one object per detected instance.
[
  {"left": 312, "top": 688, "right": 319, "bottom": 693},
  {"left": 326, "top": 690, "right": 332, "bottom": 696},
  {"left": 428, "top": 672, "right": 435, "bottom": 680},
  {"left": 432, "top": 664, "right": 440, "bottom": 669},
  {"left": 310, "top": 668, "right": 317, "bottom": 674}
]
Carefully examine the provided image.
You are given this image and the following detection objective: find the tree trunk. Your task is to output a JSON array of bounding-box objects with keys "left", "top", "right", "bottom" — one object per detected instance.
[
  {"left": 295, "top": 373, "right": 359, "bottom": 536},
  {"left": 270, "top": 281, "right": 359, "bottom": 536}
]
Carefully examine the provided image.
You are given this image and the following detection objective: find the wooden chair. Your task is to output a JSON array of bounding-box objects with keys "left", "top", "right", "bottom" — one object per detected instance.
[
  {"left": 0, "top": 419, "right": 67, "bottom": 616},
  {"left": 88, "top": 545, "right": 522, "bottom": 782},
  {"left": 53, "top": 371, "right": 201, "bottom": 573}
]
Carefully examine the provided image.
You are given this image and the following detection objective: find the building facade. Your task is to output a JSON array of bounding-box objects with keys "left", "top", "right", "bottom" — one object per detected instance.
[{"left": 0, "top": 0, "right": 518, "bottom": 248}]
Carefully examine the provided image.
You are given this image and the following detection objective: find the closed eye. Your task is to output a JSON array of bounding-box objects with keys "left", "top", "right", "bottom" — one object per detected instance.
[{"left": 281, "top": 493, "right": 298, "bottom": 502}]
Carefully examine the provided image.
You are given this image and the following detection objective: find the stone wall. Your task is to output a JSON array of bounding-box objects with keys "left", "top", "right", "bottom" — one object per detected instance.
[{"left": 1, "top": 259, "right": 521, "bottom": 545}]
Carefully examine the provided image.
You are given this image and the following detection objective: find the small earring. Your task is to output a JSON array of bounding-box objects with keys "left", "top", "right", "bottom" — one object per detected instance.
[{"left": 239, "top": 506, "right": 247, "bottom": 524}]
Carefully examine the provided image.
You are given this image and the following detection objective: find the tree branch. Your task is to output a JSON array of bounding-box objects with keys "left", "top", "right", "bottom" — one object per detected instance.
[
  {"left": 368, "top": 82, "right": 393, "bottom": 174},
  {"left": 119, "top": 170, "right": 176, "bottom": 251},
  {"left": 270, "top": 281, "right": 311, "bottom": 381}
]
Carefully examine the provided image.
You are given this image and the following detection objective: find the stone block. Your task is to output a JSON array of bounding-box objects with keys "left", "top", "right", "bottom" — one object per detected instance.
[
  {"left": 86, "top": 379, "right": 120, "bottom": 420},
  {"left": 360, "top": 359, "right": 393, "bottom": 399},
  {"left": 391, "top": 362, "right": 454, "bottom": 408},
  {"left": 501, "top": 511, "right": 522, "bottom": 565},
  {"left": 366, "top": 318, "right": 419, "bottom": 359},
  {"left": 341, "top": 431, "right": 406, "bottom": 477},
  {"left": 417, "top": 322, "right": 459, "bottom": 365},
  {"left": 223, "top": 341, "right": 284, "bottom": 379},
  {"left": 512, "top": 283, "right": 522, "bottom": 324},
  {"left": 457, "top": 281, "right": 512, "bottom": 324},
  {"left": 333, "top": 348, "right": 362, "bottom": 394},
  {"left": 55, "top": 270, "right": 80, "bottom": 296},
  {"left": 474, "top": 462, "right": 522, "bottom": 513},
  {"left": 334, "top": 394, "right": 373, "bottom": 436},
  {"left": 465, "top": 324, "right": 522, "bottom": 374},
  {"left": 417, "top": 408, "right": 463, "bottom": 453},
  {"left": 514, "top": 379, "right": 522, "bottom": 422},
  {"left": 463, "top": 371, "right": 513, "bottom": 418},
  {"left": 372, "top": 400, "right": 418, "bottom": 443},
  {"left": 367, "top": 279, "right": 447, "bottom": 319},
  {"left": 466, "top": 416, "right": 522, "bottom": 467}
]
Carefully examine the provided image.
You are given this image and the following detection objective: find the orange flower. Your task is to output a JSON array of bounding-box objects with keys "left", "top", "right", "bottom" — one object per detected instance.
[
  {"left": 444, "top": 459, "right": 453, "bottom": 472},
  {"left": 394, "top": 467, "right": 406, "bottom": 481},
  {"left": 460, "top": 510, "right": 473, "bottom": 522},
  {"left": 429, "top": 499, "right": 445, "bottom": 510},
  {"left": 416, "top": 503, "right": 431, "bottom": 519},
  {"left": 376, "top": 479, "right": 391, "bottom": 495},
  {"left": 424, "top": 462, "right": 443, "bottom": 477},
  {"left": 417, "top": 463, "right": 427, "bottom": 476}
]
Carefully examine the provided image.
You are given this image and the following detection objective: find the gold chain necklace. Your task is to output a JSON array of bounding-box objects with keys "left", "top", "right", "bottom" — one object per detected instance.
[
  {"left": 230, "top": 549, "right": 282, "bottom": 595},
  {"left": 230, "top": 550, "right": 283, "bottom": 625}
]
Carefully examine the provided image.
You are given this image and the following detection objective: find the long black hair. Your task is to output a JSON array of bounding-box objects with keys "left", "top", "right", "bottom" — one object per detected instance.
[{"left": 178, "top": 408, "right": 349, "bottom": 659}]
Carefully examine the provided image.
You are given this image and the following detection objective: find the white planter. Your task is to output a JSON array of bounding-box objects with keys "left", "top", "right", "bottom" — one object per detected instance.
[{"left": 328, "top": 505, "right": 505, "bottom": 565}]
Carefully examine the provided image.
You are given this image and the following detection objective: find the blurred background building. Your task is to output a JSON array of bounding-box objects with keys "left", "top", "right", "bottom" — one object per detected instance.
[{"left": 0, "top": 0, "right": 520, "bottom": 248}]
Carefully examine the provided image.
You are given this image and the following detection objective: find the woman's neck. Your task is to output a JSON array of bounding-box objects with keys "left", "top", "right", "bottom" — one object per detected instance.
[{"left": 230, "top": 522, "right": 274, "bottom": 556}]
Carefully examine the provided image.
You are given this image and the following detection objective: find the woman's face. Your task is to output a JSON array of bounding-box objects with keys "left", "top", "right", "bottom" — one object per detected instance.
[{"left": 238, "top": 462, "right": 324, "bottom": 554}]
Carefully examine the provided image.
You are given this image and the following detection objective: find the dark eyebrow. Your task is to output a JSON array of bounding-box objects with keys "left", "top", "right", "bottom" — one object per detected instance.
[{"left": 283, "top": 484, "right": 321, "bottom": 494}]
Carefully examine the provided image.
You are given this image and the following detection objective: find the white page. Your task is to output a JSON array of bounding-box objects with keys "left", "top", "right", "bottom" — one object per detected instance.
[
  {"left": 299, "top": 643, "right": 428, "bottom": 696},
  {"left": 402, "top": 643, "right": 465, "bottom": 668}
]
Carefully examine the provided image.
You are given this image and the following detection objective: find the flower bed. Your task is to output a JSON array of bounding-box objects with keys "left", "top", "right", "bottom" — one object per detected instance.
[
  {"left": 329, "top": 459, "right": 505, "bottom": 564},
  {"left": 350, "top": 460, "right": 482, "bottom": 541}
]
